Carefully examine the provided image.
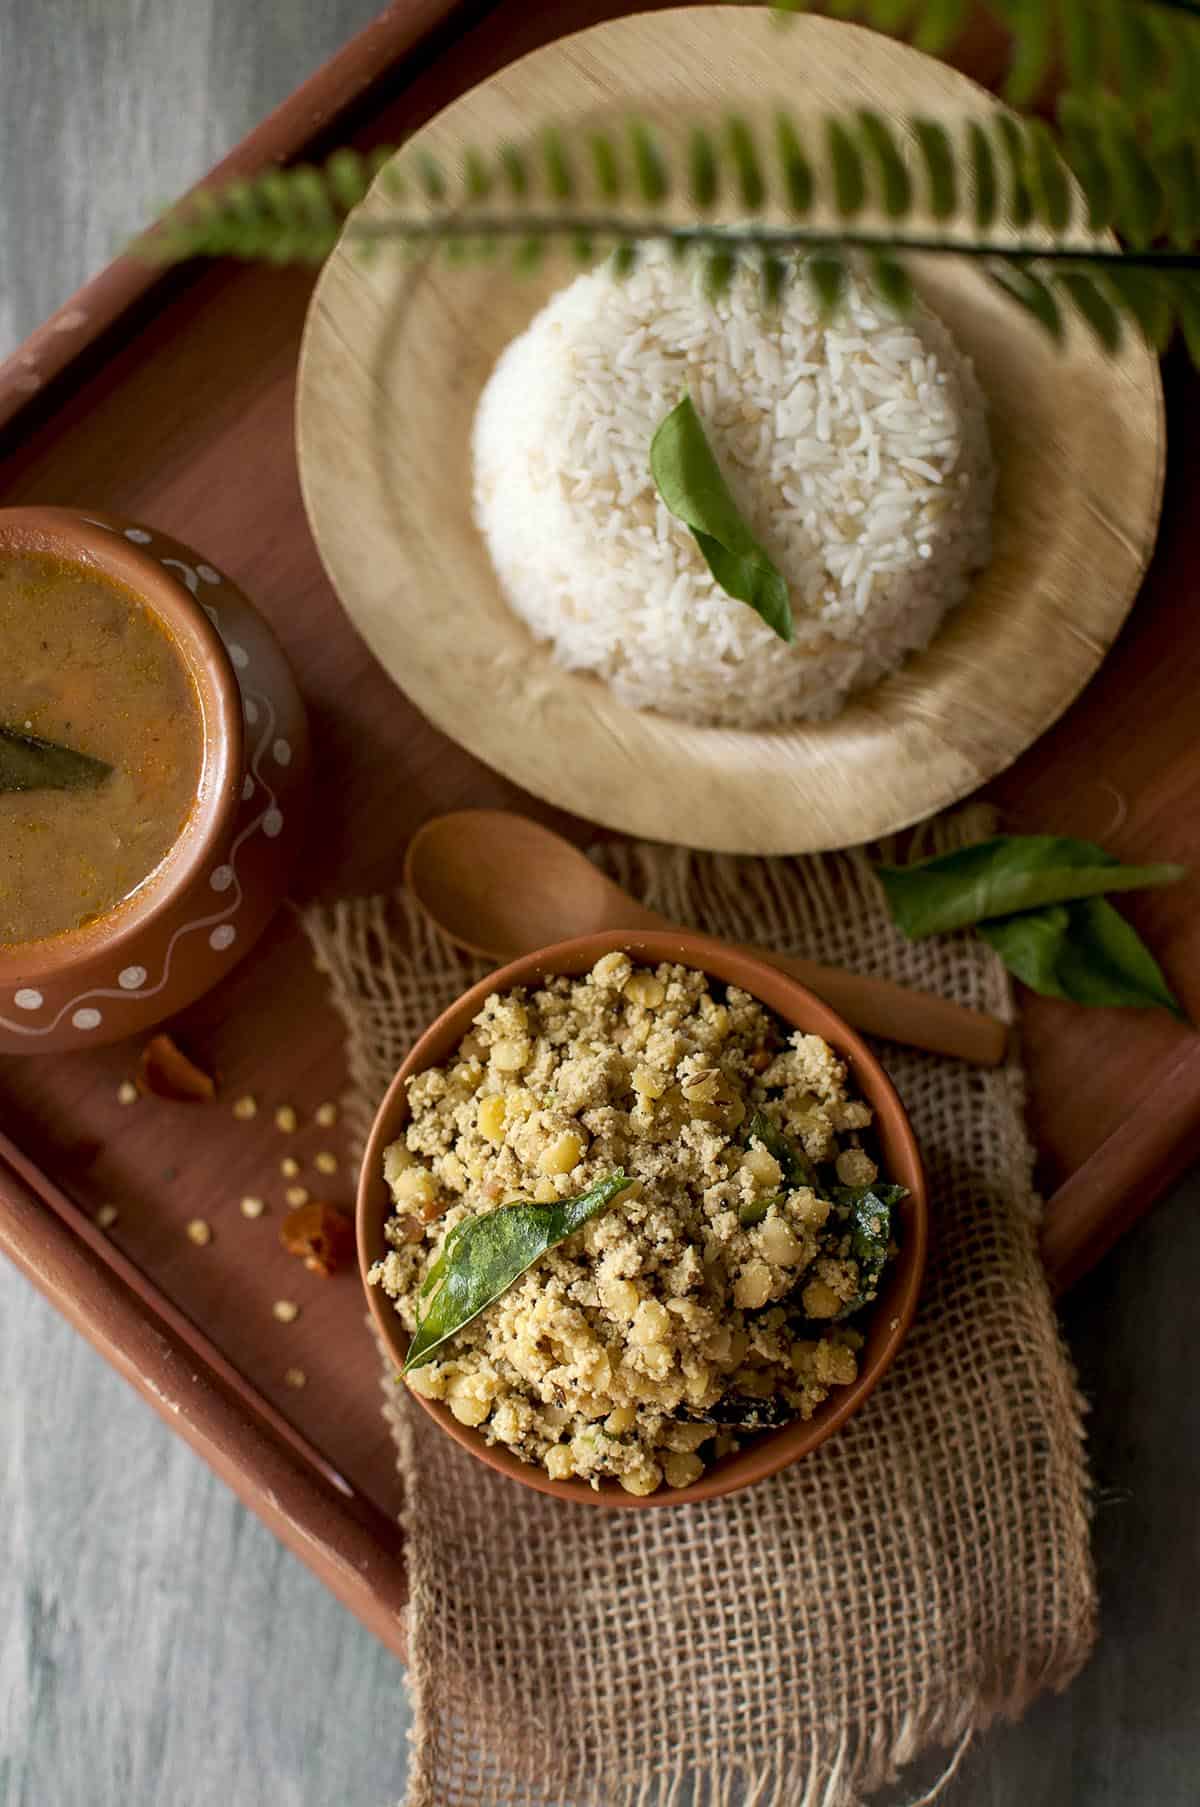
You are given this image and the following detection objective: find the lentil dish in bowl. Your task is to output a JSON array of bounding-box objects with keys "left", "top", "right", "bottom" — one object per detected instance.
[{"left": 359, "top": 930, "right": 926, "bottom": 1506}]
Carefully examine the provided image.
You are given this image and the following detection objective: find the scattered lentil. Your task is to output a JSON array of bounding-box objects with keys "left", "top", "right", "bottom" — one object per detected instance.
[
  {"left": 240, "top": 1196, "right": 266, "bottom": 1220},
  {"left": 314, "top": 1102, "right": 339, "bottom": 1128},
  {"left": 95, "top": 1205, "right": 119, "bottom": 1229},
  {"left": 116, "top": 1081, "right": 138, "bottom": 1106},
  {"left": 283, "top": 1367, "right": 307, "bottom": 1389},
  {"left": 272, "top": 1299, "right": 300, "bottom": 1323},
  {"left": 314, "top": 1151, "right": 338, "bottom": 1175},
  {"left": 275, "top": 1105, "right": 299, "bottom": 1133},
  {"left": 280, "top": 1156, "right": 301, "bottom": 1179},
  {"left": 232, "top": 1094, "right": 258, "bottom": 1120},
  {"left": 186, "top": 1218, "right": 213, "bottom": 1247},
  {"left": 285, "top": 1185, "right": 310, "bottom": 1208}
]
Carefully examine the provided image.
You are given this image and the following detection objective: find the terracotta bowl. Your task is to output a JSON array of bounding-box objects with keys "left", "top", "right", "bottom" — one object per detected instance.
[
  {"left": 0, "top": 506, "right": 309, "bottom": 1052},
  {"left": 359, "top": 928, "right": 927, "bottom": 1508}
]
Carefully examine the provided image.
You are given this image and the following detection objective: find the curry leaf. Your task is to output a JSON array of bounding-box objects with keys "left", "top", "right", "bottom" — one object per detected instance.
[
  {"left": 403, "top": 1171, "right": 631, "bottom": 1371},
  {"left": 979, "top": 898, "right": 1184, "bottom": 1018},
  {"left": 830, "top": 1181, "right": 907, "bottom": 1317},
  {"left": 681, "top": 1393, "right": 793, "bottom": 1431},
  {"left": 0, "top": 725, "right": 112, "bottom": 795},
  {"left": 745, "top": 1110, "right": 817, "bottom": 1190},
  {"left": 650, "top": 394, "right": 793, "bottom": 642},
  {"left": 875, "top": 836, "right": 1186, "bottom": 939}
]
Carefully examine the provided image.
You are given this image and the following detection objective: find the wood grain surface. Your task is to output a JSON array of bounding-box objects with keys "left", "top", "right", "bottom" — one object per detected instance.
[
  {"left": 299, "top": 8, "right": 1163, "bottom": 855},
  {"left": 2, "top": 4, "right": 1200, "bottom": 1805}
]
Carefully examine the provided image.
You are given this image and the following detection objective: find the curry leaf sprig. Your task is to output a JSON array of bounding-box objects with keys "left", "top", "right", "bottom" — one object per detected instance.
[
  {"left": 144, "top": 107, "right": 1200, "bottom": 360},
  {"left": 403, "top": 1170, "right": 631, "bottom": 1372},
  {"left": 876, "top": 835, "right": 1188, "bottom": 1015},
  {"left": 650, "top": 396, "right": 793, "bottom": 641}
]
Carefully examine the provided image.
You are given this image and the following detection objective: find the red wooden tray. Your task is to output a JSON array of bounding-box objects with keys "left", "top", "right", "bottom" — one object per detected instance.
[{"left": 2, "top": 0, "right": 1198, "bottom": 1657}]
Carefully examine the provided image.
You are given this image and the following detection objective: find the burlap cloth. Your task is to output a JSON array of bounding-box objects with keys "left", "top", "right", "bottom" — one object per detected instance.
[{"left": 301, "top": 810, "right": 1095, "bottom": 1807}]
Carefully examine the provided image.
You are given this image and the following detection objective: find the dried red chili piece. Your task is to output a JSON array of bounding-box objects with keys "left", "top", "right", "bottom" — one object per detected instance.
[
  {"left": 280, "top": 1200, "right": 355, "bottom": 1276},
  {"left": 136, "top": 1033, "right": 217, "bottom": 1102}
]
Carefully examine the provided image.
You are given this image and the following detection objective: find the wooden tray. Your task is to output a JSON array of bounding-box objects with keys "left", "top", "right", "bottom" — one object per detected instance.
[{"left": 2, "top": 0, "right": 1198, "bottom": 1658}]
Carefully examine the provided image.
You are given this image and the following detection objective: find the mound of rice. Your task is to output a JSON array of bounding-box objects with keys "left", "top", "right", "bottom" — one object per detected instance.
[{"left": 471, "top": 248, "right": 994, "bottom": 729}]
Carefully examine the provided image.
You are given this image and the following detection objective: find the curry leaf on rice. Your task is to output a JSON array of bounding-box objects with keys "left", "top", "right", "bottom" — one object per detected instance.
[{"left": 650, "top": 394, "right": 794, "bottom": 643}]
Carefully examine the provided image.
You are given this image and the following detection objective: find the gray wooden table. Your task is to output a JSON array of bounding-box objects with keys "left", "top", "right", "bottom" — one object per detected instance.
[{"left": 1, "top": 6, "right": 1198, "bottom": 1803}]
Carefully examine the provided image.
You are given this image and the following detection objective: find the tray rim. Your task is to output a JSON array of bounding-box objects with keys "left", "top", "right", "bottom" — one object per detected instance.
[
  {"left": 0, "top": 0, "right": 504, "bottom": 1656},
  {"left": 2, "top": 0, "right": 1200, "bottom": 1660}
]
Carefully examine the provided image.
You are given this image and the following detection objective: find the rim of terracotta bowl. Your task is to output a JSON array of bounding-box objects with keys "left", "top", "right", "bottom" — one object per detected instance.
[
  {"left": 0, "top": 506, "right": 243, "bottom": 983},
  {"left": 358, "top": 927, "right": 927, "bottom": 1509}
]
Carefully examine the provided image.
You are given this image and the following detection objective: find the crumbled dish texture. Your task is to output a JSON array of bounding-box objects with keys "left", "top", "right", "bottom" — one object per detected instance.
[{"left": 370, "top": 955, "right": 897, "bottom": 1496}]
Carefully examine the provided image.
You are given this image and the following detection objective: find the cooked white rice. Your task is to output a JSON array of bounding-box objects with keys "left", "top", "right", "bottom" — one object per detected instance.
[{"left": 472, "top": 248, "right": 994, "bottom": 729}]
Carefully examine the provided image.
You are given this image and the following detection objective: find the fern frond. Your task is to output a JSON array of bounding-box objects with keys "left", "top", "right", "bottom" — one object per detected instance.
[
  {"left": 1059, "top": 0, "right": 1103, "bottom": 93},
  {"left": 144, "top": 108, "right": 1200, "bottom": 361},
  {"left": 1094, "top": 97, "right": 1164, "bottom": 244},
  {"left": 911, "top": 0, "right": 972, "bottom": 54},
  {"left": 1101, "top": 265, "right": 1174, "bottom": 349},
  {"left": 587, "top": 134, "right": 621, "bottom": 203},
  {"left": 689, "top": 127, "right": 719, "bottom": 210},
  {"left": 703, "top": 245, "right": 738, "bottom": 297},
  {"left": 1174, "top": 283, "right": 1200, "bottom": 364},
  {"left": 1025, "top": 120, "right": 1073, "bottom": 232},
  {"left": 994, "top": 115, "right": 1034, "bottom": 228},
  {"left": 463, "top": 147, "right": 492, "bottom": 202},
  {"left": 1056, "top": 105, "right": 1115, "bottom": 232},
  {"left": 326, "top": 147, "right": 376, "bottom": 209},
  {"left": 1057, "top": 268, "right": 1124, "bottom": 350},
  {"left": 989, "top": 260, "right": 1064, "bottom": 338},
  {"left": 912, "top": 119, "right": 957, "bottom": 219},
  {"left": 1161, "top": 141, "right": 1200, "bottom": 247},
  {"left": 723, "top": 118, "right": 761, "bottom": 210},
  {"left": 756, "top": 0, "right": 1200, "bottom": 139},
  {"left": 148, "top": 111, "right": 1195, "bottom": 256},
  {"left": 1002, "top": 0, "right": 1055, "bottom": 107},
  {"left": 826, "top": 119, "right": 867, "bottom": 216},
  {"left": 967, "top": 121, "right": 999, "bottom": 229},
  {"left": 870, "top": 250, "right": 916, "bottom": 308},
  {"left": 629, "top": 121, "right": 668, "bottom": 203},
  {"left": 858, "top": 111, "right": 913, "bottom": 217},
  {"left": 775, "top": 113, "right": 814, "bottom": 213},
  {"left": 760, "top": 251, "right": 790, "bottom": 306},
  {"left": 499, "top": 144, "right": 529, "bottom": 200},
  {"left": 541, "top": 131, "right": 574, "bottom": 202},
  {"left": 807, "top": 252, "right": 848, "bottom": 312}
]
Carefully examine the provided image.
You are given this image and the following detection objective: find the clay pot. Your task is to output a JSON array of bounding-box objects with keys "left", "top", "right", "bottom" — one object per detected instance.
[
  {"left": 358, "top": 929, "right": 927, "bottom": 1508},
  {"left": 0, "top": 507, "right": 308, "bottom": 1052}
]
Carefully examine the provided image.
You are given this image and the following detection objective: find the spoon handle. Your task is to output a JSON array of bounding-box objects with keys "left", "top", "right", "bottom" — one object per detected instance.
[{"left": 738, "top": 945, "right": 1009, "bottom": 1066}]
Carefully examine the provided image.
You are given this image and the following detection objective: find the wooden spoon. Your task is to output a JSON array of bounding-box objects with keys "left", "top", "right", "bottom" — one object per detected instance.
[{"left": 405, "top": 811, "right": 1009, "bottom": 1067}]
